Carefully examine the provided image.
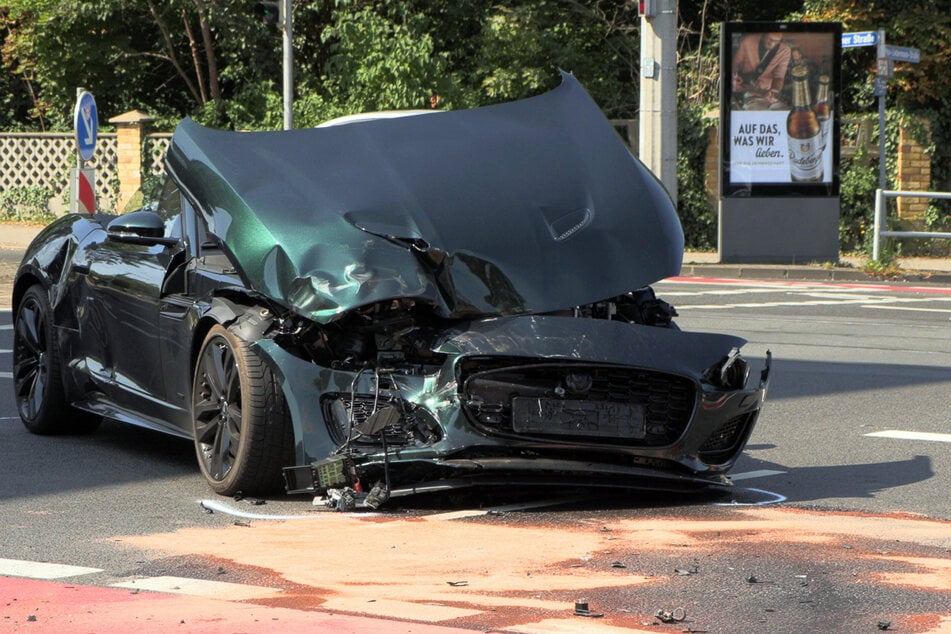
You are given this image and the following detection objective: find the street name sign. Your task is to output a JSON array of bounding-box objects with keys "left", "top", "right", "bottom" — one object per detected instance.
[
  {"left": 884, "top": 45, "right": 921, "bottom": 63},
  {"left": 842, "top": 31, "right": 878, "bottom": 48}
]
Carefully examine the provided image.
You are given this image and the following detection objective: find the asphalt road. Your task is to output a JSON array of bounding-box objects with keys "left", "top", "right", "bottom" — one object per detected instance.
[
  {"left": 2, "top": 271, "right": 950, "bottom": 632},
  {"left": 655, "top": 277, "right": 951, "bottom": 520},
  {"left": 4, "top": 274, "right": 947, "bottom": 524}
]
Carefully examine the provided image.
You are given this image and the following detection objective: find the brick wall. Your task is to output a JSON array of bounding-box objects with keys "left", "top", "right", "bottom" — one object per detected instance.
[{"left": 896, "top": 120, "right": 932, "bottom": 222}]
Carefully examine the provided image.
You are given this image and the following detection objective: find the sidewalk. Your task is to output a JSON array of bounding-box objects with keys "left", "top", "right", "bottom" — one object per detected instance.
[
  {"left": 0, "top": 576, "right": 470, "bottom": 634},
  {"left": 681, "top": 250, "right": 951, "bottom": 285}
]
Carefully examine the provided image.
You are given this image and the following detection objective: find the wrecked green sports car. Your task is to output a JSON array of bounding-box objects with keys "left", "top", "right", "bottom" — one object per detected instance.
[{"left": 12, "top": 75, "right": 770, "bottom": 505}]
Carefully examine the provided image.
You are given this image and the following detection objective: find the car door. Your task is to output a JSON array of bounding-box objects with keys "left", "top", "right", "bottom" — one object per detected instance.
[{"left": 80, "top": 179, "right": 188, "bottom": 426}]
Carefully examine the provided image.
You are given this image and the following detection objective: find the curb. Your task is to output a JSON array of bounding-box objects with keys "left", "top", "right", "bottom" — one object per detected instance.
[{"left": 679, "top": 264, "right": 951, "bottom": 286}]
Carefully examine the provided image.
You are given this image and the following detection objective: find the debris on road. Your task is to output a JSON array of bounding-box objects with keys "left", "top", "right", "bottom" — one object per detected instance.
[
  {"left": 655, "top": 606, "right": 686, "bottom": 623},
  {"left": 574, "top": 601, "right": 603, "bottom": 617}
]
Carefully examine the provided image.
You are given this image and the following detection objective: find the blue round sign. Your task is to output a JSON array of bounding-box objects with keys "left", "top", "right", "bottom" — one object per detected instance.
[{"left": 74, "top": 91, "right": 98, "bottom": 161}]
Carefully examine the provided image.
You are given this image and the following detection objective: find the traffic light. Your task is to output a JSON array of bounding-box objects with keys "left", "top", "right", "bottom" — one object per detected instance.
[{"left": 254, "top": 1, "right": 279, "bottom": 25}]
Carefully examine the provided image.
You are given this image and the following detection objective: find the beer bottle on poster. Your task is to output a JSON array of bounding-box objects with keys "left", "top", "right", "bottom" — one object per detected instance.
[
  {"left": 786, "top": 66, "right": 823, "bottom": 182},
  {"left": 813, "top": 74, "right": 832, "bottom": 149}
]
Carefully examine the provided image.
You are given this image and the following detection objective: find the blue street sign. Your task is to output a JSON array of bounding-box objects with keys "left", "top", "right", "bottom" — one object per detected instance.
[
  {"left": 883, "top": 45, "right": 920, "bottom": 64},
  {"left": 842, "top": 31, "right": 878, "bottom": 48},
  {"left": 74, "top": 91, "right": 98, "bottom": 161}
]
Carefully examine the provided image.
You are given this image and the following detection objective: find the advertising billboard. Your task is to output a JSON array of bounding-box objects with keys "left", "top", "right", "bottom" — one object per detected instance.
[{"left": 720, "top": 22, "right": 842, "bottom": 197}]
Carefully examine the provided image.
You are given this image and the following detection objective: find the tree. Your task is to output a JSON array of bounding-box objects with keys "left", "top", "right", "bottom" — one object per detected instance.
[{"left": 0, "top": 0, "right": 284, "bottom": 129}]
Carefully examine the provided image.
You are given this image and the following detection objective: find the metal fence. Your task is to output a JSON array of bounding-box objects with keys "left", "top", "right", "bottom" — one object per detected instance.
[{"left": 873, "top": 189, "right": 951, "bottom": 261}]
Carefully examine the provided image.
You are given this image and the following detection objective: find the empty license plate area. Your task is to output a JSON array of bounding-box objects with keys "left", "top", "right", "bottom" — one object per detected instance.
[{"left": 511, "top": 397, "right": 646, "bottom": 439}]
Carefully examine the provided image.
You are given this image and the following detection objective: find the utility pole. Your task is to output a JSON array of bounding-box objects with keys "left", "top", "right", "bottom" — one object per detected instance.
[
  {"left": 638, "top": 0, "right": 678, "bottom": 206},
  {"left": 281, "top": 0, "right": 293, "bottom": 130}
]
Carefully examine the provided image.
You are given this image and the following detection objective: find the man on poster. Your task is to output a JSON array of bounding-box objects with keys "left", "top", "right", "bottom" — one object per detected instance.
[{"left": 732, "top": 33, "right": 792, "bottom": 110}]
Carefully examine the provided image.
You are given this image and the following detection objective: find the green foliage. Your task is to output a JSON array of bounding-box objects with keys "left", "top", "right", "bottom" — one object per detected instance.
[
  {"left": 470, "top": 2, "right": 638, "bottom": 116},
  {"left": 3, "top": 0, "right": 951, "bottom": 257},
  {"left": 321, "top": 4, "right": 456, "bottom": 113},
  {"left": 0, "top": 185, "right": 55, "bottom": 223},
  {"left": 677, "top": 105, "right": 716, "bottom": 249},
  {"left": 838, "top": 144, "right": 878, "bottom": 253}
]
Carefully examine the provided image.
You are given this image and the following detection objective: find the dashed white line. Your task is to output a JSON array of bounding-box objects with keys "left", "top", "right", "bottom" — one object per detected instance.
[
  {"left": 0, "top": 557, "right": 103, "bottom": 579},
  {"left": 0, "top": 324, "right": 11, "bottom": 330},
  {"left": 0, "top": 372, "right": 11, "bottom": 379},
  {"left": 865, "top": 430, "right": 951, "bottom": 443}
]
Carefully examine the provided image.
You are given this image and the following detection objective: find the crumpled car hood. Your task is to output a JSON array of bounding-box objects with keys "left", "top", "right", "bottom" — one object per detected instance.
[{"left": 165, "top": 73, "right": 683, "bottom": 323}]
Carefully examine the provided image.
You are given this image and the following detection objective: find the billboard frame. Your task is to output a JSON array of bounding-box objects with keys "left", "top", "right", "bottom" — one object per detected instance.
[{"left": 720, "top": 21, "right": 842, "bottom": 198}]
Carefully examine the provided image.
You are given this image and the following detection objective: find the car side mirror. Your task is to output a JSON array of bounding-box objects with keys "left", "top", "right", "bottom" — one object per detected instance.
[{"left": 107, "top": 210, "right": 178, "bottom": 246}]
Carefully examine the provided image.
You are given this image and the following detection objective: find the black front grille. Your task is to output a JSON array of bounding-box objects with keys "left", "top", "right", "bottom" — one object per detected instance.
[{"left": 460, "top": 359, "right": 696, "bottom": 446}]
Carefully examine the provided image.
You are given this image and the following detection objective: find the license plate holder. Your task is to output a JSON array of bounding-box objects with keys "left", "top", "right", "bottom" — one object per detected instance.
[{"left": 511, "top": 397, "right": 646, "bottom": 439}]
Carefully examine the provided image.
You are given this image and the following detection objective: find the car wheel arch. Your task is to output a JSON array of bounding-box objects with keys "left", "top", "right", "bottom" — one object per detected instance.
[
  {"left": 12, "top": 271, "right": 49, "bottom": 317},
  {"left": 191, "top": 295, "right": 276, "bottom": 371}
]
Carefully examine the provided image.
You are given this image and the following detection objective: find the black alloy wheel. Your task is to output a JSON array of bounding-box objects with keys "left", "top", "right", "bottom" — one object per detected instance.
[
  {"left": 13, "top": 284, "right": 100, "bottom": 434},
  {"left": 191, "top": 324, "right": 292, "bottom": 496}
]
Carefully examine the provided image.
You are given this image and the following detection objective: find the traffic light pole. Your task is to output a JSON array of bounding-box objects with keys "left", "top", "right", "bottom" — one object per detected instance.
[{"left": 638, "top": 0, "right": 678, "bottom": 206}]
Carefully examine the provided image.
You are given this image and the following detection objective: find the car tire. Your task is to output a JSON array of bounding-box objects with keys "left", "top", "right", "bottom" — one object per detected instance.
[
  {"left": 191, "top": 324, "right": 293, "bottom": 496},
  {"left": 13, "top": 285, "right": 101, "bottom": 435}
]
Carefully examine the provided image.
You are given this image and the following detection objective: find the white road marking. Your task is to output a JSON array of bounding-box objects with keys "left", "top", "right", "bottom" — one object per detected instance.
[
  {"left": 729, "top": 469, "right": 787, "bottom": 482},
  {"left": 0, "top": 348, "right": 11, "bottom": 353},
  {"left": 198, "top": 498, "right": 340, "bottom": 520},
  {"left": 0, "top": 557, "right": 103, "bottom": 579},
  {"left": 0, "top": 324, "right": 11, "bottom": 330},
  {"left": 678, "top": 295, "right": 943, "bottom": 310},
  {"left": 862, "top": 305, "right": 951, "bottom": 314},
  {"left": 712, "top": 487, "right": 787, "bottom": 507},
  {"left": 0, "top": 372, "right": 11, "bottom": 379},
  {"left": 661, "top": 287, "right": 813, "bottom": 297},
  {"left": 111, "top": 576, "right": 282, "bottom": 600},
  {"left": 865, "top": 430, "right": 951, "bottom": 443}
]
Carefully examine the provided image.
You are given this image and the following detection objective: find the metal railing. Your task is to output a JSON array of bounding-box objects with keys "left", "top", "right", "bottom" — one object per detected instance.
[{"left": 873, "top": 189, "right": 951, "bottom": 261}]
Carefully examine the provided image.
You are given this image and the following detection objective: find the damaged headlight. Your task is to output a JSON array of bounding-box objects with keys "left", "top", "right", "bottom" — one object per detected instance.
[{"left": 704, "top": 347, "right": 750, "bottom": 391}]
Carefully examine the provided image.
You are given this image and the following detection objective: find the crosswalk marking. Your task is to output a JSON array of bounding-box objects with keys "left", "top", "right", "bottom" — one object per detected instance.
[
  {"left": 111, "top": 576, "right": 283, "bottom": 600},
  {"left": 0, "top": 557, "right": 103, "bottom": 579},
  {"left": 865, "top": 430, "right": 951, "bottom": 443}
]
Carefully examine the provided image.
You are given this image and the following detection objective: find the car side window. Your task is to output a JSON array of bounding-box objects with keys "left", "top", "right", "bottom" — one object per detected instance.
[{"left": 156, "top": 178, "right": 183, "bottom": 240}]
